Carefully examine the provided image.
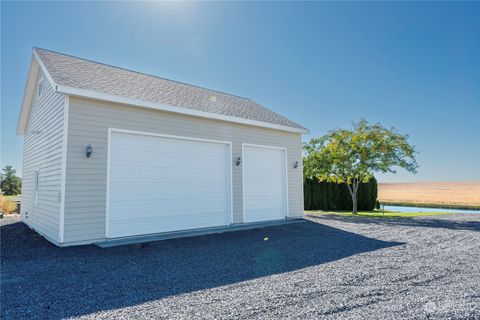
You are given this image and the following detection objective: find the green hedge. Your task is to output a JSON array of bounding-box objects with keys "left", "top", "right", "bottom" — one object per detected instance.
[{"left": 304, "top": 177, "right": 377, "bottom": 211}]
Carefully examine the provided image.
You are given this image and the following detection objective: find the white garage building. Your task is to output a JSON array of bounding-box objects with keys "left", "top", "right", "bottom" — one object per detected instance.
[{"left": 17, "top": 48, "right": 308, "bottom": 246}]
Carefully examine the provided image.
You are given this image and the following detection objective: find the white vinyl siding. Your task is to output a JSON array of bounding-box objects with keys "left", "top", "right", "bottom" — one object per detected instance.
[
  {"left": 21, "top": 71, "right": 65, "bottom": 243},
  {"left": 38, "top": 81, "right": 43, "bottom": 97},
  {"left": 63, "top": 97, "right": 304, "bottom": 245}
]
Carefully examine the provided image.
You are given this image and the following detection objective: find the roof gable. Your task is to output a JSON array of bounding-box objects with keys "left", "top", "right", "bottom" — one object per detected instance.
[
  {"left": 17, "top": 56, "right": 44, "bottom": 135},
  {"left": 17, "top": 48, "right": 308, "bottom": 135}
]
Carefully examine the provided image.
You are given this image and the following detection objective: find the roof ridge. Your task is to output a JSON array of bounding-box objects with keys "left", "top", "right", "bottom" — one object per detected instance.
[{"left": 33, "top": 47, "right": 252, "bottom": 101}]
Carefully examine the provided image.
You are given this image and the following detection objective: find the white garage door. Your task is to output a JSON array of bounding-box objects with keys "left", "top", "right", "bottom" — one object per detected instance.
[
  {"left": 107, "top": 130, "right": 231, "bottom": 238},
  {"left": 243, "top": 144, "right": 287, "bottom": 223}
]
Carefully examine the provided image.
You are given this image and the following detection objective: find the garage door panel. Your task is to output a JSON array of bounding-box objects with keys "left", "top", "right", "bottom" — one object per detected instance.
[
  {"left": 244, "top": 208, "right": 282, "bottom": 223},
  {"left": 109, "top": 177, "right": 228, "bottom": 189},
  {"left": 108, "top": 131, "right": 231, "bottom": 238},
  {"left": 243, "top": 145, "right": 287, "bottom": 223},
  {"left": 111, "top": 156, "right": 227, "bottom": 172},
  {"left": 245, "top": 180, "right": 283, "bottom": 191},
  {"left": 112, "top": 158, "right": 227, "bottom": 170},
  {"left": 246, "top": 194, "right": 283, "bottom": 203},
  {"left": 112, "top": 137, "right": 226, "bottom": 157},
  {"left": 109, "top": 177, "right": 228, "bottom": 190},
  {"left": 110, "top": 199, "right": 228, "bottom": 215},
  {"left": 110, "top": 208, "right": 229, "bottom": 223},
  {"left": 109, "top": 186, "right": 229, "bottom": 200},
  {"left": 110, "top": 211, "right": 229, "bottom": 238}
]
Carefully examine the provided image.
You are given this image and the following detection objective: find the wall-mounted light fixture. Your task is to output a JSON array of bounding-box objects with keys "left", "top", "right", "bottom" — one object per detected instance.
[
  {"left": 293, "top": 161, "right": 299, "bottom": 169},
  {"left": 236, "top": 156, "right": 241, "bottom": 166},
  {"left": 86, "top": 144, "right": 93, "bottom": 158}
]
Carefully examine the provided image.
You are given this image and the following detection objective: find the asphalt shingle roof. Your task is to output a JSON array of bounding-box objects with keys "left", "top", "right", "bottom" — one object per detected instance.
[{"left": 35, "top": 48, "right": 306, "bottom": 131}]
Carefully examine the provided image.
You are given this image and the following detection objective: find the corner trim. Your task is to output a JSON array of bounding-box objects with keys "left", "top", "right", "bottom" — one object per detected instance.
[
  {"left": 59, "top": 95, "right": 69, "bottom": 243},
  {"left": 105, "top": 128, "right": 112, "bottom": 238}
]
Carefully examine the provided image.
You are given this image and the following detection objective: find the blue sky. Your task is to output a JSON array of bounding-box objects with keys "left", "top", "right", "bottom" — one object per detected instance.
[{"left": 1, "top": 2, "right": 479, "bottom": 182}]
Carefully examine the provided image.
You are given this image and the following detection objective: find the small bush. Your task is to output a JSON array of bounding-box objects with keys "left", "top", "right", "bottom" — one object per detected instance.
[{"left": 0, "top": 196, "right": 17, "bottom": 214}]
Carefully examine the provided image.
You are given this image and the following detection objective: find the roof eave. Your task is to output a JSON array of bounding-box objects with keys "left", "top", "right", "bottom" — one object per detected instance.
[{"left": 57, "top": 85, "right": 309, "bottom": 134}]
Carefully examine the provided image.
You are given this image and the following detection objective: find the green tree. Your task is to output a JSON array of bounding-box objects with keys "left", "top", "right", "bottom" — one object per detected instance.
[
  {"left": 0, "top": 166, "right": 22, "bottom": 196},
  {"left": 303, "top": 120, "right": 418, "bottom": 214}
]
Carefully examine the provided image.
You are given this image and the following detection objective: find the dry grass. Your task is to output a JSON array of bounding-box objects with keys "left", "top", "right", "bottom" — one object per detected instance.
[
  {"left": 378, "top": 181, "right": 480, "bottom": 207},
  {"left": 0, "top": 196, "right": 18, "bottom": 214}
]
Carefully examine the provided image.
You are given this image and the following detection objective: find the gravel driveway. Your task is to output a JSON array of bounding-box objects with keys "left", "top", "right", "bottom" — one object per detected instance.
[{"left": 1, "top": 213, "right": 479, "bottom": 319}]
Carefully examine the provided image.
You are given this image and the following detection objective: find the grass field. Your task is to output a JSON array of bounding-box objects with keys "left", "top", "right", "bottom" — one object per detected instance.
[
  {"left": 378, "top": 181, "right": 480, "bottom": 209},
  {"left": 305, "top": 210, "right": 454, "bottom": 218},
  {"left": 4, "top": 195, "right": 20, "bottom": 199}
]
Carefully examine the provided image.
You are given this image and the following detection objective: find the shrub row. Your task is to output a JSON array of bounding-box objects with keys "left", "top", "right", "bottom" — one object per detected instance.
[{"left": 304, "top": 177, "right": 378, "bottom": 211}]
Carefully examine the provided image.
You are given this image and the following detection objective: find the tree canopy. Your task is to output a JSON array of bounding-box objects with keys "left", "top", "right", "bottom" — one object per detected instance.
[
  {"left": 0, "top": 166, "right": 22, "bottom": 196},
  {"left": 303, "top": 120, "right": 418, "bottom": 213}
]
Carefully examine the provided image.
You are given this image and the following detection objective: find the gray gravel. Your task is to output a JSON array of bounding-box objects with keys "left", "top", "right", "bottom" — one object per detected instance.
[{"left": 1, "top": 213, "right": 479, "bottom": 319}]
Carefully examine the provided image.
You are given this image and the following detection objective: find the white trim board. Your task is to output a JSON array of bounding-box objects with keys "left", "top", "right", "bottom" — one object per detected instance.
[
  {"left": 32, "top": 49, "right": 57, "bottom": 90},
  {"left": 59, "top": 95, "right": 69, "bottom": 242},
  {"left": 109, "top": 128, "right": 234, "bottom": 146},
  {"left": 105, "top": 128, "right": 234, "bottom": 239}
]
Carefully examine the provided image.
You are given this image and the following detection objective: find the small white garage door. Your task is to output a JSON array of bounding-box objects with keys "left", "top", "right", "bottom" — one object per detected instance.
[
  {"left": 243, "top": 144, "right": 287, "bottom": 223},
  {"left": 107, "top": 130, "right": 231, "bottom": 238}
]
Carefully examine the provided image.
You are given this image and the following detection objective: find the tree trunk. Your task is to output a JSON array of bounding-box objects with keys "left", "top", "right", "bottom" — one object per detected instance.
[
  {"left": 351, "top": 191, "right": 358, "bottom": 214},
  {"left": 345, "top": 181, "right": 358, "bottom": 214},
  {"left": 352, "top": 179, "right": 360, "bottom": 214}
]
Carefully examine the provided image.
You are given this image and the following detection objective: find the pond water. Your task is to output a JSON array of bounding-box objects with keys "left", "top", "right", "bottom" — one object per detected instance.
[{"left": 383, "top": 205, "right": 480, "bottom": 214}]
